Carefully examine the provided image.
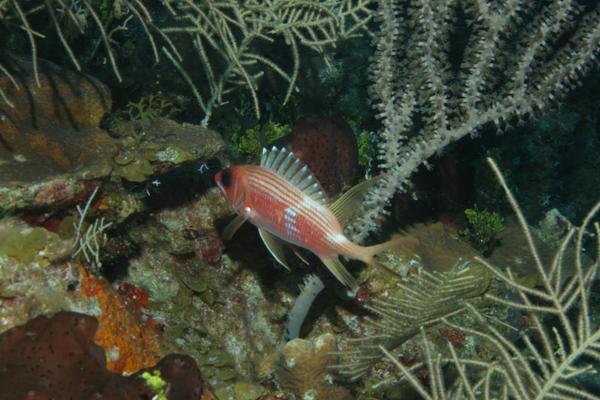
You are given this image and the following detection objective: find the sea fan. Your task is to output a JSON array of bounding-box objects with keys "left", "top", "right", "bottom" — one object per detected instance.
[{"left": 378, "top": 158, "right": 600, "bottom": 399}]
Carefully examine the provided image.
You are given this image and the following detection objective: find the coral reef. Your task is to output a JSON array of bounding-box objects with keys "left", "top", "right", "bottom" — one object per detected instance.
[
  {"left": 0, "top": 56, "right": 237, "bottom": 394},
  {"left": 0, "top": 57, "right": 225, "bottom": 214},
  {"left": 110, "top": 116, "right": 225, "bottom": 183},
  {"left": 0, "top": 3, "right": 596, "bottom": 398},
  {"left": 0, "top": 311, "right": 205, "bottom": 400},
  {"left": 376, "top": 159, "right": 600, "bottom": 399}
]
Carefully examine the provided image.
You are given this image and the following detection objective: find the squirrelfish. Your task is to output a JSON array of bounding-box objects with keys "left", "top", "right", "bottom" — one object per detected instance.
[{"left": 214, "top": 146, "right": 399, "bottom": 294}]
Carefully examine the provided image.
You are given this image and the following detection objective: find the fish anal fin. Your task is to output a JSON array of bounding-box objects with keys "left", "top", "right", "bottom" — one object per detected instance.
[
  {"left": 321, "top": 257, "right": 359, "bottom": 295},
  {"left": 259, "top": 229, "right": 292, "bottom": 271},
  {"left": 290, "top": 245, "right": 310, "bottom": 265},
  {"left": 223, "top": 215, "right": 247, "bottom": 240},
  {"left": 330, "top": 174, "right": 388, "bottom": 227}
]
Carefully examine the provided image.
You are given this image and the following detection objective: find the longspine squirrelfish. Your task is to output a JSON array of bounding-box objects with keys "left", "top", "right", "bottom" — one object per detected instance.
[{"left": 214, "top": 146, "right": 401, "bottom": 294}]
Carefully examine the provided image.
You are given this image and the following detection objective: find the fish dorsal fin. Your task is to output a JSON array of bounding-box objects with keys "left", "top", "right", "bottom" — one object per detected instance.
[
  {"left": 261, "top": 146, "right": 327, "bottom": 205},
  {"left": 330, "top": 174, "right": 388, "bottom": 227}
]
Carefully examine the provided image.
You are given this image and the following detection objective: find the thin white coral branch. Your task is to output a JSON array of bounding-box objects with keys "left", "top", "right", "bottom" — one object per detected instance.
[{"left": 348, "top": 0, "right": 600, "bottom": 241}]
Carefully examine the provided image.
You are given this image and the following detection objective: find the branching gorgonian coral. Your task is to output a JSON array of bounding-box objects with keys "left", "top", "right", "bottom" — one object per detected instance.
[
  {"left": 347, "top": 158, "right": 600, "bottom": 399},
  {"left": 347, "top": 0, "right": 600, "bottom": 241},
  {"left": 334, "top": 259, "right": 491, "bottom": 382},
  {"left": 0, "top": 0, "right": 373, "bottom": 124}
]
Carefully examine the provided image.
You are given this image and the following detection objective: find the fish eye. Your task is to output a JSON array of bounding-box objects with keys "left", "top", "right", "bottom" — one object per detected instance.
[{"left": 220, "top": 168, "right": 232, "bottom": 187}]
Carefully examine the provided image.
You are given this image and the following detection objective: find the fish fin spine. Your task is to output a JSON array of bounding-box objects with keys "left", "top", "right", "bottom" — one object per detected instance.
[{"left": 261, "top": 146, "right": 328, "bottom": 205}]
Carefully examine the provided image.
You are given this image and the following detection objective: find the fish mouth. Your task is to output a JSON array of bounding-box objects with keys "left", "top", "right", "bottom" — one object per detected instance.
[
  {"left": 214, "top": 171, "right": 226, "bottom": 190},
  {"left": 215, "top": 182, "right": 227, "bottom": 198},
  {"left": 214, "top": 170, "right": 222, "bottom": 184}
]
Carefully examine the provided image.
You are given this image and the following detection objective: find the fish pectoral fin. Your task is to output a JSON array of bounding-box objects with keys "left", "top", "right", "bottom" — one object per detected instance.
[
  {"left": 329, "top": 173, "right": 387, "bottom": 227},
  {"left": 222, "top": 215, "right": 248, "bottom": 240},
  {"left": 322, "top": 257, "right": 359, "bottom": 295},
  {"left": 259, "top": 229, "right": 292, "bottom": 271}
]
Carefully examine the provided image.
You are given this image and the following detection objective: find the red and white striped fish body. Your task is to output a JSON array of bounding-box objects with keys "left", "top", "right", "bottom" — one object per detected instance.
[
  {"left": 215, "top": 147, "right": 399, "bottom": 293},
  {"left": 234, "top": 165, "right": 360, "bottom": 261}
]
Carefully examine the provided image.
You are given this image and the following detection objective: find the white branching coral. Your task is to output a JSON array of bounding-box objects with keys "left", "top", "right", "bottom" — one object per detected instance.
[
  {"left": 377, "top": 158, "right": 600, "bottom": 399},
  {"left": 72, "top": 186, "right": 112, "bottom": 272},
  {"left": 347, "top": 0, "right": 600, "bottom": 241},
  {"left": 0, "top": 0, "right": 373, "bottom": 124}
]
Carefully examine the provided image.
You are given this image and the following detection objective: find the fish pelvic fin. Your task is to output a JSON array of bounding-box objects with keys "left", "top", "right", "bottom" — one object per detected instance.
[
  {"left": 321, "top": 257, "right": 359, "bottom": 296},
  {"left": 222, "top": 215, "right": 247, "bottom": 240}
]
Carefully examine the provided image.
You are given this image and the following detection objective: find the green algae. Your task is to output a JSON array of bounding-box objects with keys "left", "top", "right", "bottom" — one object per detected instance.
[
  {"left": 232, "top": 382, "right": 267, "bottom": 400},
  {"left": 232, "top": 120, "right": 288, "bottom": 158},
  {"left": 460, "top": 207, "right": 505, "bottom": 256},
  {"left": 140, "top": 370, "right": 168, "bottom": 400},
  {"left": 120, "top": 92, "right": 181, "bottom": 123},
  {"left": 0, "top": 228, "right": 48, "bottom": 263},
  {"left": 115, "top": 158, "right": 155, "bottom": 182}
]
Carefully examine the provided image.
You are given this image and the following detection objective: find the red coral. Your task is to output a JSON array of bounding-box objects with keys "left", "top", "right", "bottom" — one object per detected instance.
[
  {"left": 195, "top": 231, "right": 224, "bottom": 266},
  {"left": 118, "top": 282, "right": 150, "bottom": 310},
  {"left": 34, "top": 179, "right": 73, "bottom": 205}
]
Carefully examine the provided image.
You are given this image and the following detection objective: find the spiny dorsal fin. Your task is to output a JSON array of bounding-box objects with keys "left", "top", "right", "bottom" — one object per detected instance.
[{"left": 261, "top": 146, "right": 327, "bottom": 205}]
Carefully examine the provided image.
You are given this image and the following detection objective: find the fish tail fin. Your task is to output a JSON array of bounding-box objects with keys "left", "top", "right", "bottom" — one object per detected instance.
[
  {"left": 322, "top": 257, "right": 359, "bottom": 296},
  {"left": 360, "top": 235, "right": 416, "bottom": 265},
  {"left": 356, "top": 236, "right": 417, "bottom": 279}
]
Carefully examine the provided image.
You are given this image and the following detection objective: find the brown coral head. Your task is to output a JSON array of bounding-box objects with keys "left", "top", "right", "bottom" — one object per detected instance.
[
  {"left": 149, "top": 354, "right": 204, "bottom": 400},
  {"left": 280, "top": 115, "right": 359, "bottom": 197}
]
